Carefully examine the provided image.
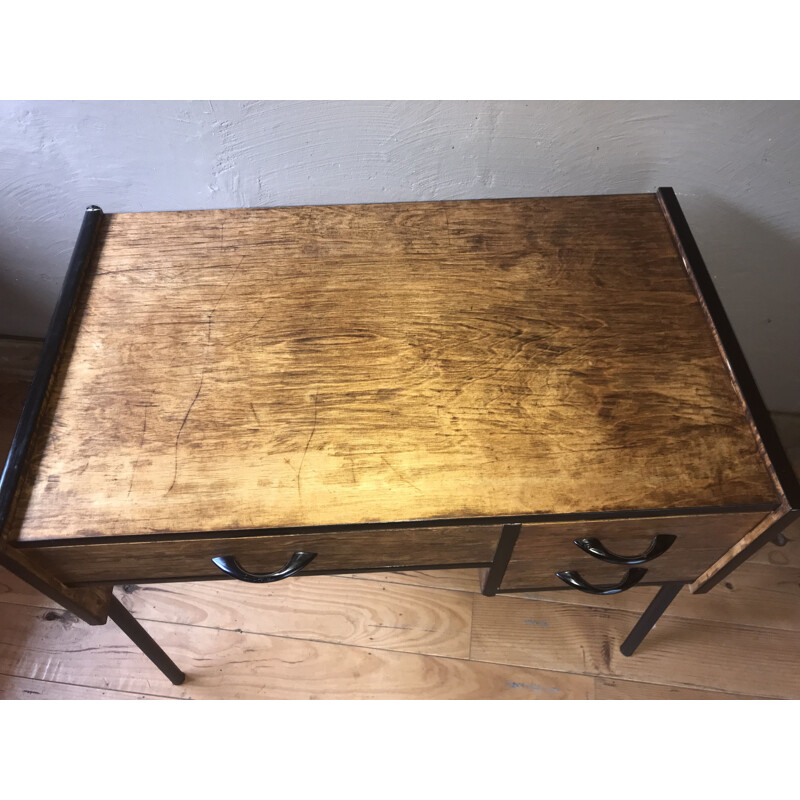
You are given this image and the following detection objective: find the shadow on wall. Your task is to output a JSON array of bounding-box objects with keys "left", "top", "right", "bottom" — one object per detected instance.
[
  {"left": 683, "top": 194, "right": 800, "bottom": 413},
  {"left": 0, "top": 269, "right": 53, "bottom": 339}
]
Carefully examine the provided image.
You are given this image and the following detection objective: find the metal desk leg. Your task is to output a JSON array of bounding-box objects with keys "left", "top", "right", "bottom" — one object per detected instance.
[
  {"left": 107, "top": 594, "right": 185, "bottom": 685},
  {"left": 620, "top": 582, "right": 684, "bottom": 657}
]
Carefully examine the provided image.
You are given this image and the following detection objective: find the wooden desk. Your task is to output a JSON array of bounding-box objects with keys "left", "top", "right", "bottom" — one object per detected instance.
[{"left": 1, "top": 189, "right": 797, "bottom": 684}]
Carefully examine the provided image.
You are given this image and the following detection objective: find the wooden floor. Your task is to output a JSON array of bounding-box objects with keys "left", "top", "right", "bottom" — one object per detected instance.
[{"left": 1, "top": 338, "right": 799, "bottom": 700}]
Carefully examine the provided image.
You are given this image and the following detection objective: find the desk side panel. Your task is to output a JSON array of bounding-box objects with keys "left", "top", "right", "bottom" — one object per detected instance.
[{"left": 656, "top": 187, "right": 795, "bottom": 592}]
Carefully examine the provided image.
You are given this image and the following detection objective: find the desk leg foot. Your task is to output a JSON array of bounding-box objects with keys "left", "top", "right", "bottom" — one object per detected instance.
[
  {"left": 108, "top": 594, "right": 186, "bottom": 685},
  {"left": 620, "top": 582, "right": 683, "bottom": 658}
]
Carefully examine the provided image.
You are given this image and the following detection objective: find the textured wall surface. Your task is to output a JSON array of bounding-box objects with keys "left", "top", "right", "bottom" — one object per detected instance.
[{"left": 1, "top": 100, "right": 798, "bottom": 410}]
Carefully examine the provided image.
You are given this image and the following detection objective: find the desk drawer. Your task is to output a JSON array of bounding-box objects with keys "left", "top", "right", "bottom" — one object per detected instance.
[
  {"left": 27, "top": 524, "right": 501, "bottom": 585},
  {"left": 499, "top": 512, "right": 768, "bottom": 592}
]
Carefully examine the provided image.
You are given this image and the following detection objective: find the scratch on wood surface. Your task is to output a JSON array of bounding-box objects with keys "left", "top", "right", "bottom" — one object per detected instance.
[
  {"left": 127, "top": 392, "right": 153, "bottom": 497},
  {"left": 209, "top": 255, "right": 245, "bottom": 319},
  {"left": 250, "top": 402, "right": 261, "bottom": 425},
  {"left": 11, "top": 198, "right": 779, "bottom": 543},
  {"left": 95, "top": 262, "right": 231, "bottom": 277},
  {"left": 228, "top": 311, "right": 268, "bottom": 347},
  {"left": 296, "top": 393, "right": 319, "bottom": 499},
  {"left": 443, "top": 206, "right": 454, "bottom": 249},
  {"left": 368, "top": 623, "right": 437, "bottom": 632},
  {"left": 167, "top": 374, "right": 206, "bottom": 494},
  {"left": 66, "top": 463, "right": 89, "bottom": 476},
  {"left": 167, "top": 257, "right": 245, "bottom": 495},
  {"left": 601, "top": 638, "right": 612, "bottom": 670},
  {"left": 380, "top": 456, "right": 423, "bottom": 493}
]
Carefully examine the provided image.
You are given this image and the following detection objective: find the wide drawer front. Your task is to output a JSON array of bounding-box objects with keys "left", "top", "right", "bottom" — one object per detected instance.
[
  {"left": 27, "top": 524, "right": 502, "bottom": 585},
  {"left": 499, "top": 512, "right": 768, "bottom": 592}
]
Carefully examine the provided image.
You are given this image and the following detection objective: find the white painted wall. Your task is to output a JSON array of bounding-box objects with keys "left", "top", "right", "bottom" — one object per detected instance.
[{"left": 1, "top": 101, "right": 798, "bottom": 410}]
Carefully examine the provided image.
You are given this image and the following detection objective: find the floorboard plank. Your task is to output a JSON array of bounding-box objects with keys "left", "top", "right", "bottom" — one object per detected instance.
[
  {"left": 513, "top": 562, "right": 800, "bottom": 631},
  {"left": 117, "top": 575, "right": 474, "bottom": 659},
  {"left": 0, "top": 567, "right": 60, "bottom": 609},
  {"left": 470, "top": 594, "right": 800, "bottom": 698},
  {"left": 594, "top": 678, "right": 763, "bottom": 700},
  {"left": 0, "top": 601, "right": 593, "bottom": 699},
  {"left": 0, "top": 673, "right": 161, "bottom": 700},
  {"left": 339, "top": 568, "right": 481, "bottom": 593},
  {"left": 749, "top": 532, "right": 800, "bottom": 567}
]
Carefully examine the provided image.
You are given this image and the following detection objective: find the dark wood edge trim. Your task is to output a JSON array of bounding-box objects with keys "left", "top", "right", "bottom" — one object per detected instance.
[
  {"left": 657, "top": 187, "right": 798, "bottom": 511},
  {"left": 690, "top": 507, "right": 798, "bottom": 594},
  {"left": 0, "top": 206, "right": 105, "bottom": 540},
  {"left": 481, "top": 523, "right": 521, "bottom": 596},
  {"left": 68, "top": 562, "right": 493, "bottom": 588},
  {"left": 14, "top": 501, "right": 777, "bottom": 549}
]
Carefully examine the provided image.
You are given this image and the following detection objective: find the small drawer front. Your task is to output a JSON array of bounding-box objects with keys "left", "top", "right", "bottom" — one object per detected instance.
[
  {"left": 500, "top": 512, "right": 768, "bottom": 592},
  {"left": 28, "top": 524, "right": 501, "bottom": 585}
]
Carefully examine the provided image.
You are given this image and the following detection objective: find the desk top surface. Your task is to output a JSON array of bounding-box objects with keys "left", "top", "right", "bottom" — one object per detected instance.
[{"left": 9, "top": 194, "right": 778, "bottom": 543}]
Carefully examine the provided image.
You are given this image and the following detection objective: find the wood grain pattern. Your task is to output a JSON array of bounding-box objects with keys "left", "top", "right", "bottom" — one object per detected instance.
[
  {"left": 116, "top": 575, "right": 475, "bottom": 659},
  {"left": 2, "top": 572, "right": 794, "bottom": 698},
  {"left": 689, "top": 504, "right": 791, "bottom": 592},
  {"left": 3, "top": 553, "right": 799, "bottom": 699},
  {"left": 0, "top": 560, "right": 483, "bottom": 601},
  {"left": 8, "top": 196, "right": 777, "bottom": 545},
  {"left": 664, "top": 562, "right": 800, "bottom": 631},
  {"left": 750, "top": 527, "right": 800, "bottom": 566},
  {"left": 3, "top": 341, "right": 799, "bottom": 700},
  {"left": 500, "top": 512, "right": 766, "bottom": 590},
  {"left": 511, "top": 561, "right": 800, "bottom": 632},
  {"left": 0, "top": 565, "right": 54, "bottom": 606},
  {"left": 594, "top": 678, "right": 762, "bottom": 700},
  {"left": 0, "top": 543, "right": 110, "bottom": 624},
  {"left": 659, "top": 188, "right": 796, "bottom": 517},
  {"left": 0, "top": 601, "right": 594, "bottom": 699},
  {"left": 342, "top": 567, "right": 481, "bottom": 593},
  {"left": 0, "top": 674, "right": 160, "bottom": 700},
  {"left": 470, "top": 593, "right": 800, "bottom": 698},
  {"left": 27, "top": 524, "right": 499, "bottom": 584}
]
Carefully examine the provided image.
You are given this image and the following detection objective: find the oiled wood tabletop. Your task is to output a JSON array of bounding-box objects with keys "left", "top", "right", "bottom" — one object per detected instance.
[{"left": 8, "top": 195, "right": 777, "bottom": 543}]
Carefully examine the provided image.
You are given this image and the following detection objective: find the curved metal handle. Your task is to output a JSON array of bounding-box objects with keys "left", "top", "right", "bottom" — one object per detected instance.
[
  {"left": 573, "top": 534, "right": 676, "bottom": 565},
  {"left": 555, "top": 567, "right": 647, "bottom": 595},
  {"left": 211, "top": 551, "right": 317, "bottom": 583}
]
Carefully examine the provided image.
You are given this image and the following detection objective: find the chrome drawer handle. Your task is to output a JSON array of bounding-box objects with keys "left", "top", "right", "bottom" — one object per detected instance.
[
  {"left": 211, "top": 552, "right": 317, "bottom": 583},
  {"left": 556, "top": 568, "right": 647, "bottom": 595},
  {"left": 573, "top": 534, "right": 676, "bottom": 565}
]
